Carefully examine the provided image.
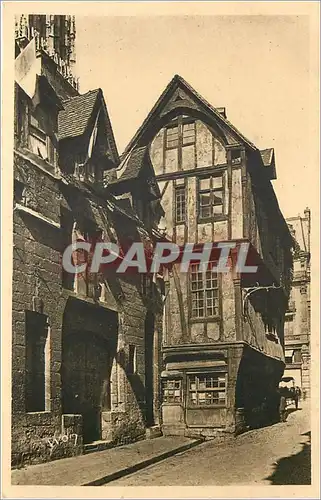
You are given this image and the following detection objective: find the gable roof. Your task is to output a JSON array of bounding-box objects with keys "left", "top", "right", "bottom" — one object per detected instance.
[
  {"left": 122, "top": 74, "right": 258, "bottom": 156},
  {"left": 58, "top": 88, "right": 119, "bottom": 163}
]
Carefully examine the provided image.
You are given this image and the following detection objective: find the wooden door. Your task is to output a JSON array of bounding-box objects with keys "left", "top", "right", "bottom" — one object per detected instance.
[{"left": 62, "top": 331, "right": 110, "bottom": 443}]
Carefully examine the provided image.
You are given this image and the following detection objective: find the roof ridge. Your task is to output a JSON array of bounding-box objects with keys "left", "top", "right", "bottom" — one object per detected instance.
[
  {"left": 122, "top": 74, "right": 258, "bottom": 154},
  {"left": 62, "top": 88, "right": 101, "bottom": 104}
]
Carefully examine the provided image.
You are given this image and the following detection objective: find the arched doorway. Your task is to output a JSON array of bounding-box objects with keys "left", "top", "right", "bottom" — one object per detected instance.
[
  {"left": 144, "top": 311, "right": 155, "bottom": 427},
  {"left": 62, "top": 331, "right": 111, "bottom": 444}
]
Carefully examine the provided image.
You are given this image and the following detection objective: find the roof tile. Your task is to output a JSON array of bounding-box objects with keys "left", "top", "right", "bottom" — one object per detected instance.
[{"left": 58, "top": 89, "right": 100, "bottom": 140}]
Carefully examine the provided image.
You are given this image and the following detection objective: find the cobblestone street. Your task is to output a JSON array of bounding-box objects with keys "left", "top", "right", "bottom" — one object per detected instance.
[{"left": 109, "top": 403, "right": 311, "bottom": 486}]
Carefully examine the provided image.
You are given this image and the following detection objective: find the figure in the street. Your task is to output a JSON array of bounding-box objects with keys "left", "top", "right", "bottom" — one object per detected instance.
[
  {"left": 294, "top": 386, "right": 301, "bottom": 410},
  {"left": 278, "top": 389, "right": 287, "bottom": 422}
]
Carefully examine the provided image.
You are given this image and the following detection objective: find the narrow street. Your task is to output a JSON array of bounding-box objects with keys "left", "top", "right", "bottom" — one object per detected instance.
[{"left": 108, "top": 403, "right": 311, "bottom": 486}]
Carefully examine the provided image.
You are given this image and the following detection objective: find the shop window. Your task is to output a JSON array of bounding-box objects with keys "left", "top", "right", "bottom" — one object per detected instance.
[
  {"left": 188, "top": 373, "right": 226, "bottom": 407},
  {"left": 198, "top": 175, "right": 223, "bottom": 219},
  {"left": 175, "top": 185, "right": 186, "bottom": 224},
  {"left": 162, "top": 379, "right": 182, "bottom": 403},
  {"left": 190, "top": 262, "right": 219, "bottom": 318},
  {"left": 25, "top": 311, "right": 50, "bottom": 412}
]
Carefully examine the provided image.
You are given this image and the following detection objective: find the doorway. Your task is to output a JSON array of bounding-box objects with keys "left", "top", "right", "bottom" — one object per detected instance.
[{"left": 62, "top": 331, "right": 111, "bottom": 444}]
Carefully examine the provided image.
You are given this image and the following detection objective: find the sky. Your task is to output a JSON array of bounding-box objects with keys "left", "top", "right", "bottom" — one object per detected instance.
[{"left": 75, "top": 14, "right": 316, "bottom": 219}]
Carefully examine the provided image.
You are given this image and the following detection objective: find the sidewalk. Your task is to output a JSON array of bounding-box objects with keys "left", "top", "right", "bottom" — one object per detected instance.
[{"left": 11, "top": 436, "right": 203, "bottom": 486}]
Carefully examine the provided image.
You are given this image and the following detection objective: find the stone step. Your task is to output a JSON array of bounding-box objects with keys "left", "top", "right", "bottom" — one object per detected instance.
[
  {"left": 83, "top": 440, "right": 113, "bottom": 454},
  {"left": 145, "top": 425, "right": 162, "bottom": 439}
]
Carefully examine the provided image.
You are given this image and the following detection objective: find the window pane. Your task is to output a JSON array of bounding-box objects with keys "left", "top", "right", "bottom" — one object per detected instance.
[
  {"left": 199, "top": 178, "right": 211, "bottom": 190},
  {"left": 213, "top": 191, "right": 223, "bottom": 205},
  {"left": 30, "top": 134, "right": 48, "bottom": 159},
  {"left": 163, "top": 379, "right": 182, "bottom": 403},
  {"left": 30, "top": 114, "right": 45, "bottom": 132},
  {"left": 200, "top": 206, "right": 211, "bottom": 218},
  {"left": 213, "top": 204, "right": 223, "bottom": 214},
  {"left": 200, "top": 193, "right": 211, "bottom": 206},
  {"left": 175, "top": 187, "right": 186, "bottom": 223},
  {"left": 183, "top": 122, "right": 195, "bottom": 145},
  {"left": 188, "top": 374, "right": 226, "bottom": 406},
  {"left": 198, "top": 393, "right": 206, "bottom": 405},
  {"left": 167, "top": 126, "right": 178, "bottom": 135},
  {"left": 167, "top": 138, "right": 179, "bottom": 148},
  {"left": 166, "top": 126, "right": 179, "bottom": 148},
  {"left": 213, "top": 176, "right": 223, "bottom": 188}
]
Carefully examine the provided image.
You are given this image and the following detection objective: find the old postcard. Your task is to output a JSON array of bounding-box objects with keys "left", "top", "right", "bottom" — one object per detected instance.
[{"left": 1, "top": 1, "right": 320, "bottom": 498}]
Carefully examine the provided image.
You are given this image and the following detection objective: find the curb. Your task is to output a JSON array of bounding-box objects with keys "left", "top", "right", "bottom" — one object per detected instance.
[{"left": 83, "top": 438, "right": 204, "bottom": 486}]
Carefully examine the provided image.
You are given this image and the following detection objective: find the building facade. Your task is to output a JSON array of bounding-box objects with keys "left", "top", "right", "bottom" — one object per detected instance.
[
  {"left": 117, "top": 75, "right": 294, "bottom": 437},
  {"left": 284, "top": 210, "right": 311, "bottom": 398},
  {"left": 12, "top": 15, "right": 164, "bottom": 467}
]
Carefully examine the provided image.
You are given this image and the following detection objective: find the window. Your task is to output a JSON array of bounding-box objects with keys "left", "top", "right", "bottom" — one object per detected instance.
[
  {"left": 188, "top": 373, "right": 226, "bottom": 406},
  {"left": 175, "top": 186, "right": 186, "bottom": 224},
  {"left": 162, "top": 379, "right": 182, "bottom": 403},
  {"left": 182, "top": 122, "right": 196, "bottom": 145},
  {"left": 25, "top": 311, "right": 50, "bottom": 412},
  {"left": 165, "top": 118, "right": 196, "bottom": 151},
  {"left": 29, "top": 108, "right": 57, "bottom": 166},
  {"left": 198, "top": 175, "right": 223, "bottom": 219},
  {"left": 128, "top": 344, "right": 137, "bottom": 374},
  {"left": 166, "top": 125, "right": 179, "bottom": 149},
  {"left": 293, "top": 349, "right": 302, "bottom": 363},
  {"left": 190, "top": 262, "right": 219, "bottom": 318},
  {"left": 29, "top": 113, "right": 48, "bottom": 160},
  {"left": 284, "top": 316, "right": 294, "bottom": 338},
  {"left": 141, "top": 274, "right": 153, "bottom": 297}
]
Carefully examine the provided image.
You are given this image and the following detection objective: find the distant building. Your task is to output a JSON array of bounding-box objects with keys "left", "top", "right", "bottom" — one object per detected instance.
[
  {"left": 116, "top": 75, "right": 294, "bottom": 436},
  {"left": 13, "top": 14, "right": 164, "bottom": 467},
  {"left": 284, "top": 210, "right": 311, "bottom": 398}
]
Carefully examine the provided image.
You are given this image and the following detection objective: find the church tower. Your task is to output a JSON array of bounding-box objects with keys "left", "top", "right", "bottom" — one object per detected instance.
[{"left": 15, "top": 14, "right": 78, "bottom": 90}]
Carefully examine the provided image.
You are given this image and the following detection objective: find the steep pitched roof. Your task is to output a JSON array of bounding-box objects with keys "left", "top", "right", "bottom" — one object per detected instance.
[
  {"left": 58, "top": 88, "right": 119, "bottom": 163},
  {"left": 113, "top": 146, "right": 147, "bottom": 183},
  {"left": 58, "top": 89, "right": 100, "bottom": 140},
  {"left": 122, "top": 74, "right": 258, "bottom": 155}
]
